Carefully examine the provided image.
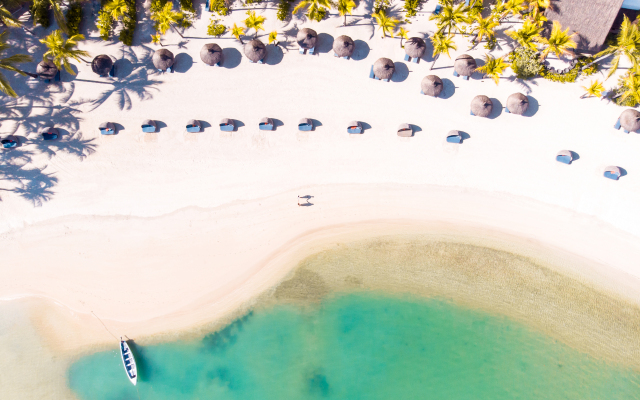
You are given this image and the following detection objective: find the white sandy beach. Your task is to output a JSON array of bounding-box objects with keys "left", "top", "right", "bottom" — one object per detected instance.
[{"left": 1, "top": 0, "right": 640, "bottom": 373}]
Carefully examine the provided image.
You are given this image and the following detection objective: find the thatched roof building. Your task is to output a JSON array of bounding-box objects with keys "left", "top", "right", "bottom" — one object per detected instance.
[
  {"left": 92, "top": 55, "right": 113, "bottom": 76},
  {"left": 506, "top": 93, "right": 529, "bottom": 115},
  {"left": 454, "top": 54, "right": 476, "bottom": 77},
  {"left": 333, "top": 35, "right": 354, "bottom": 58},
  {"left": 244, "top": 39, "right": 266, "bottom": 63},
  {"left": 620, "top": 109, "right": 640, "bottom": 132},
  {"left": 36, "top": 60, "right": 58, "bottom": 80},
  {"left": 297, "top": 28, "right": 318, "bottom": 49},
  {"left": 404, "top": 37, "right": 426, "bottom": 59},
  {"left": 471, "top": 95, "right": 493, "bottom": 118},
  {"left": 421, "top": 75, "right": 443, "bottom": 97},
  {"left": 153, "top": 49, "right": 174, "bottom": 71},
  {"left": 545, "top": 0, "right": 624, "bottom": 54},
  {"left": 200, "top": 43, "right": 223, "bottom": 66},
  {"left": 373, "top": 58, "right": 395, "bottom": 80}
]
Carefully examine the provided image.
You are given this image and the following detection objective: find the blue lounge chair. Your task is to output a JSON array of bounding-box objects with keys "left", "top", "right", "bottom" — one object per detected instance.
[
  {"left": 434, "top": 4, "right": 442, "bottom": 14},
  {"left": 470, "top": 110, "right": 475, "bottom": 116},
  {"left": 412, "top": 57, "right": 419, "bottom": 64},
  {"left": 157, "top": 68, "right": 163, "bottom": 72},
  {"left": 298, "top": 118, "right": 313, "bottom": 131},
  {"left": 347, "top": 121, "right": 362, "bottom": 134},
  {"left": 220, "top": 124, "right": 233, "bottom": 131},
  {"left": 109, "top": 64, "right": 116, "bottom": 77},
  {"left": 347, "top": 127, "right": 362, "bottom": 134},
  {"left": 342, "top": 56, "right": 349, "bottom": 60},
  {"left": 462, "top": 75, "right": 469, "bottom": 80},
  {"left": 220, "top": 118, "right": 234, "bottom": 131},
  {"left": 446, "top": 135, "right": 462, "bottom": 143},
  {"left": 614, "top": 119, "right": 621, "bottom": 130},
  {"left": 258, "top": 59, "right": 264, "bottom": 64},
  {"left": 556, "top": 155, "right": 572, "bottom": 164},
  {"left": 604, "top": 170, "right": 620, "bottom": 180},
  {"left": 453, "top": 70, "right": 459, "bottom": 77},
  {"left": 420, "top": 90, "right": 424, "bottom": 95},
  {"left": 186, "top": 120, "right": 201, "bottom": 133},
  {"left": 309, "top": 47, "right": 315, "bottom": 55},
  {"left": 1, "top": 138, "right": 17, "bottom": 148},
  {"left": 259, "top": 118, "right": 274, "bottom": 131},
  {"left": 404, "top": 54, "right": 410, "bottom": 62},
  {"left": 99, "top": 122, "right": 116, "bottom": 135},
  {"left": 167, "top": 66, "right": 173, "bottom": 73},
  {"left": 369, "top": 65, "right": 375, "bottom": 79},
  {"left": 382, "top": 78, "right": 389, "bottom": 82},
  {"left": 40, "top": 127, "right": 59, "bottom": 140},
  {"left": 334, "top": 52, "right": 339, "bottom": 57},
  {"left": 299, "top": 48, "right": 305, "bottom": 54},
  {"left": 142, "top": 125, "right": 155, "bottom": 133},
  {"left": 505, "top": 106, "right": 511, "bottom": 113}
]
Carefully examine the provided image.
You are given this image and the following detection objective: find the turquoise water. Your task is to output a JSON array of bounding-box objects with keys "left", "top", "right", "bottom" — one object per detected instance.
[{"left": 69, "top": 293, "right": 640, "bottom": 400}]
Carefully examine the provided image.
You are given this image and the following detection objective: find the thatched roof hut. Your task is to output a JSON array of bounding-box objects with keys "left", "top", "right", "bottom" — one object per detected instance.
[
  {"left": 297, "top": 28, "right": 318, "bottom": 49},
  {"left": 421, "top": 75, "right": 443, "bottom": 97},
  {"left": 454, "top": 54, "right": 477, "bottom": 77},
  {"left": 397, "top": 123, "right": 412, "bottom": 137},
  {"left": 506, "top": 93, "right": 529, "bottom": 115},
  {"left": 373, "top": 58, "right": 395, "bottom": 80},
  {"left": 620, "top": 109, "right": 640, "bottom": 132},
  {"left": 404, "top": 37, "right": 426, "bottom": 59},
  {"left": 471, "top": 95, "right": 493, "bottom": 118},
  {"left": 153, "top": 49, "right": 174, "bottom": 71},
  {"left": 244, "top": 39, "right": 266, "bottom": 63},
  {"left": 92, "top": 55, "right": 113, "bottom": 76},
  {"left": 333, "top": 35, "right": 354, "bottom": 58},
  {"left": 36, "top": 60, "right": 58, "bottom": 80},
  {"left": 200, "top": 43, "right": 223, "bottom": 66}
]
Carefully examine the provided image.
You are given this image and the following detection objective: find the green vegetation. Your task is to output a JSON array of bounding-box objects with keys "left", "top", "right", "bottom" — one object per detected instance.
[
  {"left": 209, "top": 0, "right": 229, "bottom": 16},
  {"left": 371, "top": 9, "right": 399, "bottom": 38},
  {"left": 65, "top": 1, "right": 83, "bottom": 36},
  {"left": 96, "top": 10, "right": 113, "bottom": 41},
  {"left": 231, "top": 23, "right": 244, "bottom": 45},
  {"left": 40, "top": 30, "right": 90, "bottom": 75},
  {"left": 508, "top": 47, "right": 541, "bottom": 79},
  {"left": 243, "top": 10, "right": 265, "bottom": 38},
  {"left": 403, "top": 0, "right": 422, "bottom": 18},
  {"left": 581, "top": 80, "right": 605, "bottom": 99},
  {"left": 30, "top": 0, "right": 50, "bottom": 28},
  {"left": 179, "top": 0, "right": 195, "bottom": 13},
  {"left": 337, "top": 0, "right": 355, "bottom": 26},
  {"left": 539, "top": 57, "right": 596, "bottom": 83},
  {"left": 373, "top": 0, "right": 391, "bottom": 14},
  {"left": 276, "top": 0, "right": 294, "bottom": 21},
  {"left": 0, "top": 31, "right": 33, "bottom": 97},
  {"left": 207, "top": 18, "right": 225, "bottom": 37},
  {"left": 535, "top": 20, "right": 577, "bottom": 60},
  {"left": 151, "top": 2, "right": 190, "bottom": 45},
  {"left": 292, "top": 0, "right": 332, "bottom": 22},
  {"left": 118, "top": 0, "right": 137, "bottom": 45},
  {"left": 477, "top": 54, "right": 509, "bottom": 85},
  {"left": 430, "top": 32, "right": 457, "bottom": 70}
]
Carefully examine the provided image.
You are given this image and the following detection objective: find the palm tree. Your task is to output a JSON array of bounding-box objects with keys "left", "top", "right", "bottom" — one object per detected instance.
[
  {"left": 430, "top": 1, "right": 471, "bottom": 34},
  {"left": 40, "top": 30, "right": 89, "bottom": 75},
  {"left": 589, "top": 16, "right": 640, "bottom": 79},
  {"left": 506, "top": 18, "right": 542, "bottom": 50},
  {"left": 476, "top": 54, "right": 509, "bottom": 84},
  {"left": 500, "top": 0, "right": 526, "bottom": 21},
  {"left": 337, "top": 0, "right": 355, "bottom": 26},
  {"left": 527, "top": 0, "right": 550, "bottom": 11},
  {"left": 151, "top": 2, "right": 186, "bottom": 39},
  {"left": 580, "top": 80, "right": 604, "bottom": 98},
  {"left": 0, "top": 31, "right": 33, "bottom": 97},
  {"left": 292, "top": 0, "right": 332, "bottom": 22},
  {"left": 619, "top": 73, "right": 640, "bottom": 105},
  {"left": 268, "top": 31, "right": 278, "bottom": 45},
  {"left": 104, "top": 0, "right": 129, "bottom": 22},
  {"left": 371, "top": 10, "right": 399, "bottom": 39},
  {"left": 430, "top": 32, "right": 457, "bottom": 70},
  {"left": 528, "top": 5, "right": 547, "bottom": 27},
  {"left": 535, "top": 20, "right": 577, "bottom": 60},
  {"left": 471, "top": 14, "right": 498, "bottom": 45},
  {"left": 231, "top": 23, "right": 245, "bottom": 45},
  {"left": 0, "top": 0, "right": 21, "bottom": 27},
  {"left": 244, "top": 10, "right": 265, "bottom": 39},
  {"left": 397, "top": 27, "right": 409, "bottom": 48}
]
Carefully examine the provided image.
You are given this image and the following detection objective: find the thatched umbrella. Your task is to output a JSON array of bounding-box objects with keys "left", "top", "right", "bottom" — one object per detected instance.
[
  {"left": 421, "top": 75, "right": 443, "bottom": 97},
  {"left": 604, "top": 166, "right": 621, "bottom": 180},
  {"left": 404, "top": 37, "right": 426, "bottom": 59},
  {"left": 244, "top": 39, "right": 266, "bottom": 63},
  {"left": 99, "top": 122, "right": 115, "bottom": 134},
  {"left": 619, "top": 109, "right": 640, "bottom": 132},
  {"left": 506, "top": 93, "right": 529, "bottom": 115},
  {"left": 373, "top": 58, "right": 395, "bottom": 80},
  {"left": 397, "top": 123, "right": 412, "bottom": 137},
  {"left": 37, "top": 60, "right": 58, "bottom": 80},
  {"left": 297, "top": 28, "right": 318, "bottom": 49},
  {"left": 153, "top": 49, "right": 174, "bottom": 71},
  {"left": 200, "top": 43, "right": 223, "bottom": 66},
  {"left": 333, "top": 35, "right": 354, "bottom": 58},
  {"left": 92, "top": 55, "right": 113, "bottom": 76},
  {"left": 470, "top": 95, "right": 493, "bottom": 118},
  {"left": 454, "top": 54, "right": 477, "bottom": 77}
]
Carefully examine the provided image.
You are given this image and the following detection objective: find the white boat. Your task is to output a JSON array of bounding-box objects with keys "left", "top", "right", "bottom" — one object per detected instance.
[{"left": 119, "top": 338, "right": 138, "bottom": 386}]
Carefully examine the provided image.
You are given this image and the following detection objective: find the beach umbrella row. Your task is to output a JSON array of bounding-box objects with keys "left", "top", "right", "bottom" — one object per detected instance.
[{"left": 469, "top": 93, "right": 530, "bottom": 117}]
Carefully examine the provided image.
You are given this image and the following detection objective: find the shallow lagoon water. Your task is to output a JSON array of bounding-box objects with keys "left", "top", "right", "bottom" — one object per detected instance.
[{"left": 69, "top": 293, "right": 640, "bottom": 400}]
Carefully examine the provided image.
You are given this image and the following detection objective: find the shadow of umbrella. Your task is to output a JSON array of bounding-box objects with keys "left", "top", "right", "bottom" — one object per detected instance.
[
  {"left": 173, "top": 53, "right": 194, "bottom": 73},
  {"left": 316, "top": 33, "right": 334, "bottom": 54},
  {"left": 391, "top": 62, "right": 409, "bottom": 82},
  {"left": 488, "top": 98, "right": 503, "bottom": 119},
  {"left": 352, "top": 40, "right": 370, "bottom": 61},
  {"left": 523, "top": 95, "right": 539, "bottom": 117},
  {"left": 439, "top": 78, "right": 456, "bottom": 99},
  {"left": 221, "top": 48, "right": 242, "bottom": 69},
  {"left": 265, "top": 45, "right": 284, "bottom": 65}
]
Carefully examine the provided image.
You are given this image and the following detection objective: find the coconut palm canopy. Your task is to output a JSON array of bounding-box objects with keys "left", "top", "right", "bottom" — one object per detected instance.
[
  {"left": 373, "top": 57, "right": 395, "bottom": 80},
  {"left": 404, "top": 37, "right": 426, "bottom": 59},
  {"left": 421, "top": 75, "right": 443, "bottom": 97},
  {"left": 153, "top": 49, "right": 174, "bottom": 70},
  {"left": 471, "top": 95, "right": 493, "bottom": 118},
  {"left": 200, "top": 43, "right": 223, "bottom": 66},
  {"left": 91, "top": 54, "right": 113, "bottom": 76},
  {"left": 507, "top": 93, "right": 529, "bottom": 115},
  {"left": 333, "top": 35, "right": 355, "bottom": 57},
  {"left": 454, "top": 54, "right": 477, "bottom": 77},
  {"left": 620, "top": 109, "right": 640, "bottom": 132},
  {"left": 36, "top": 60, "right": 58, "bottom": 80},
  {"left": 297, "top": 28, "right": 318, "bottom": 49},
  {"left": 244, "top": 39, "right": 266, "bottom": 62}
]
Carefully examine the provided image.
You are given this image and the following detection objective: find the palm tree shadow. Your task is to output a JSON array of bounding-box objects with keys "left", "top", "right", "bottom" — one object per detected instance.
[{"left": 85, "top": 67, "right": 161, "bottom": 111}]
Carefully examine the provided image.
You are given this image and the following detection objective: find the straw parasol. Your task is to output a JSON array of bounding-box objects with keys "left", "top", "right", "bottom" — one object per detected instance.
[
  {"left": 397, "top": 123, "right": 412, "bottom": 137},
  {"left": 244, "top": 39, "right": 266, "bottom": 63},
  {"left": 471, "top": 95, "right": 493, "bottom": 118},
  {"left": 373, "top": 58, "right": 395, "bottom": 80},
  {"left": 153, "top": 49, "right": 174, "bottom": 71},
  {"left": 507, "top": 93, "right": 529, "bottom": 115},
  {"left": 421, "top": 75, "right": 443, "bottom": 97},
  {"left": 200, "top": 43, "right": 223, "bottom": 66},
  {"left": 92, "top": 55, "right": 113, "bottom": 76},
  {"left": 36, "top": 60, "right": 58, "bottom": 80},
  {"left": 297, "top": 28, "right": 318, "bottom": 49},
  {"left": 333, "top": 35, "right": 354, "bottom": 58},
  {"left": 404, "top": 37, "right": 426, "bottom": 59},
  {"left": 619, "top": 109, "right": 640, "bottom": 132},
  {"left": 454, "top": 54, "right": 477, "bottom": 77}
]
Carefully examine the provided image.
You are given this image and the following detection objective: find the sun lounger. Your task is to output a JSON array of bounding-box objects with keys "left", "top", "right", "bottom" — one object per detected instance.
[
  {"left": 446, "top": 135, "right": 462, "bottom": 143},
  {"left": 342, "top": 56, "right": 349, "bottom": 60},
  {"left": 453, "top": 70, "right": 459, "bottom": 77},
  {"left": 347, "top": 127, "right": 362, "bottom": 134},
  {"left": 298, "top": 124, "right": 312, "bottom": 131},
  {"left": 614, "top": 119, "right": 621, "bottom": 130},
  {"left": 99, "top": 122, "right": 116, "bottom": 135},
  {"left": 220, "top": 124, "right": 234, "bottom": 131},
  {"left": 604, "top": 171, "right": 620, "bottom": 180},
  {"left": 258, "top": 59, "right": 264, "bottom": 64},
  {"left": 334, "top": 52, "right": 339, "bottom": 57},
  {"left": 214, "top": 62, "right": 220, "bottom": 67},
  {"left": 299, "top": 48, "right": 305, "bottom": 54},
  {"left": 259, "top": 123, "right": 273, "bottom": 130},
  {"left": 504, "top": 106, "right": 511, "bottom": 113},
  {"left": 1, "top": 139, "right": 17, "bottom": 148},
  {"left": 434, "top": 4, "right": 442, "bottom": 14},
  {"left": 462, "top": 75, "right": 469, "bottom": 80},
  {"left": 142, "top": 125, "right": 155, "bottom": 133},
  {"left": 382, "top": 78, "right": 389, "bottom": 82},
  {"left": 157, "top": 68, "right": 163, "bottom": 72},
  {"left": 420, "top": 90, "right": 424, "bottom": 95},
  {"left": 167, "top": 66, "right": 172, "bottom": 73},
  {"left": 412, "top": 58, "right": 419, "bottom": 64},
  {"left": 556, "top": 155, "right": 572, "bottom": 164},
  {"left": 186, "top": 125, "right": 200, "bottom": 133},
  {"left": 470, "top": 110, "right": 475, "bottom": 116},
  {"left": 309, "top": 47, "right": 315, "bottom": 55},
  {"left": 404, "top": 54, "right": 410, "bottom": 62},
  {"left": 109, "top": 64, "right": 116, "bottom": 77},
  {"left": 369, "top": 65, "right": 375, "bottom": 79}
]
